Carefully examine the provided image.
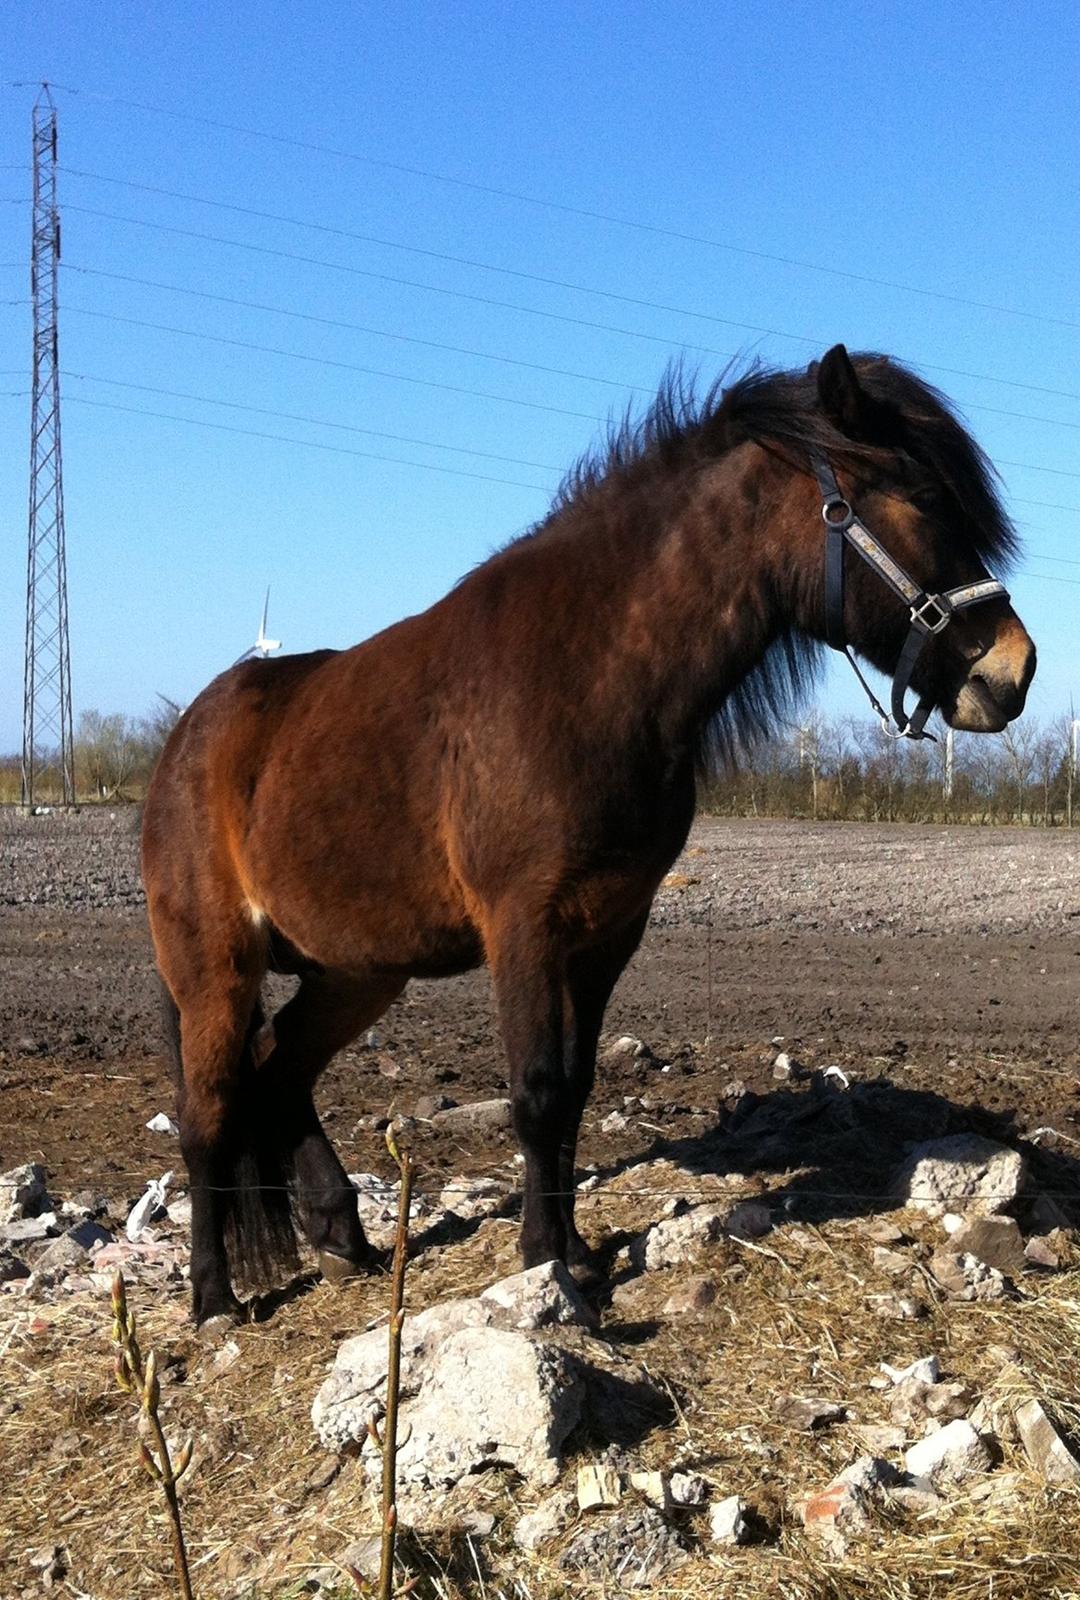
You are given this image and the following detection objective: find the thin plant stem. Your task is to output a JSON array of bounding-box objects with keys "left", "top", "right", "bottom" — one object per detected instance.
[
  {"left": 111, "top": 1270, "right": 195, "bottom": 1600},
  {"left": 378, "top": 1124, "right": 413, "bottom": 1600}
]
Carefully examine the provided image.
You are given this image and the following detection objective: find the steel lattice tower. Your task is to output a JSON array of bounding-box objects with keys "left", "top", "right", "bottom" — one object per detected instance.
[{"left": 22, "top": 84, "right": 74, "bottom": 808}]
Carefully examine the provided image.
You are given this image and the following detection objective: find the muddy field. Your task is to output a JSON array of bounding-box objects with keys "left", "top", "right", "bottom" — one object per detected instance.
[{"left": 2, "top": 809, "right": 1080, "bottom": 1599}]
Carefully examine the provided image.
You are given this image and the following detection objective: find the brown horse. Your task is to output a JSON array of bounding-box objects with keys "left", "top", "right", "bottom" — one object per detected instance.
[{"left": 142, "top": 345, "right": 1035, "bottom": 1333}]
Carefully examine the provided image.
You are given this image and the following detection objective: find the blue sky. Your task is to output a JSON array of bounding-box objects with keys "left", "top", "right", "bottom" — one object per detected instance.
[{"left": 2, "top": 1, "right": 1079, "bottom": 752}]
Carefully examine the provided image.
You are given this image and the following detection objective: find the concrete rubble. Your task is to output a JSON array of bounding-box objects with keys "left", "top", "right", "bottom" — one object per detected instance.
[
  {"left": 578, "top": 1460, "right": 622, "bottom": 1509},
  {"left": 904, "top": 1418, "right": 992, "bottom": 1483},
  {"left": 892, "top": 1134, "right": 1026, "bottom": 1217},
  {"left": 0, "top": 1162, "right": 52, "bottom": 1224},
  {"left": 929, "top": 1249, "right": 1008, "bottom": 1301},
  {"left": 430, "top": 1097, "right": 512, "bottom": 1133},
  {"left": 947, "top": 1214, "right": 1027, "bottom": 1277},
  {"left": 312, "top": 1260, "right": 662, "bottom": 1508},
  {"left": 709, "top": 1493, "right": 750, "bottom": 1545},
  {"left": 513, "top": 1489, "right": 574, "bottom": 1551},
  {"left": 1015, "top": 1398, "right": 1080, "bottom": 1486}
]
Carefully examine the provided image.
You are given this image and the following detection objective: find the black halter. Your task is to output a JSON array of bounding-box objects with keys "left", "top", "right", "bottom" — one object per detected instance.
[{"left": 811, "top": 454, "right": 1009, "bottom": 741}]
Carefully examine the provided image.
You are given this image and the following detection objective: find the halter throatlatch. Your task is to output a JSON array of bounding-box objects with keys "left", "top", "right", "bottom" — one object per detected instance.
[{"left": 811, "top": 453, "right": 1009, "bottom": 740}]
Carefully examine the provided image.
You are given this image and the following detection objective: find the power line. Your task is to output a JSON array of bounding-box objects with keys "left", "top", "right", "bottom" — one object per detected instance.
[
  {"left": 60, "top": 287, "right": 1080, "bottom": 489},
  {"left": 50, "top": 260, "right": 1080, "bottom": 438},
  {"left": 64, "top": 204, "right": 811, "bottom": 349},
  {"left": 23, "top": 80, "right": 1080, "bottom": 335},
  {"left": 56, "top": 391, "right": 1080, "bottom": 587},
  {"left": 63, "top": 301, "right": 603, "bottom": 423},
  {"left": 1013, "top": 497, "right": 1080, "bottom": 515},
  {"left": 62, "top": 370, "right": 564, "bottom": 471},
  {"left": 999, "top": 458, "right": 1080, "bottom": 482},
  {"left": 65, "top": 169, "right": 1080, "bottom": 386},
  {"left": 60, "top": 266, "right": 655, "bottom": 397},
  {"left": 60, "top": 203, "right": 1080, "bottom": 433},
  {"left": 64, "top": 393, "right": 552, "bottom": 492},
  {"left": 61, "top": 366, "right": 1080, "bottom": 567}
]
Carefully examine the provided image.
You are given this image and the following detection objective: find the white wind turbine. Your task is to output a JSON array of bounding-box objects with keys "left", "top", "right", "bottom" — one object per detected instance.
[{"left": 234, "top": 588, "right": 282, "bottom": 665}]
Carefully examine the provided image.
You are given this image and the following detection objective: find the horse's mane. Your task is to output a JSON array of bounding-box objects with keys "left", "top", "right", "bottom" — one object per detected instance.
[{"left": 553, "top": 354, "right": 1017, "bottom": 573}]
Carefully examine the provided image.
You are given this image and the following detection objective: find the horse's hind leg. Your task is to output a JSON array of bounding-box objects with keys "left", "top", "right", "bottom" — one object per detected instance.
[
  {"left": 260, "top": 972, "right": 405, "bottom": 1277},
  {"left": 157, "top": 929, "right": 269, "bottom": 1332},
  {"left": 561, "top": 913, "right": 649, "bottom": 1274}
]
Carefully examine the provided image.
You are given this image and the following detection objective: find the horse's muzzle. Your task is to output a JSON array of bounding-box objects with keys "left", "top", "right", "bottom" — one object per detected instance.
[{"left": 944, "top": 623, "right": 1036, "bottom": 732}]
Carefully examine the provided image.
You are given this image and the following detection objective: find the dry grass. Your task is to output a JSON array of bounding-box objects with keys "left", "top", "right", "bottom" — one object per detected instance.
[{"left": 3, "top": 1133, "right": 1080, "bottom": 1599}]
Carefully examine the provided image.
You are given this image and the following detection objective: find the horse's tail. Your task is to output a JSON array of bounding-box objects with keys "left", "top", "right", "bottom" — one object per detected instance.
[
  {"left": 160, "top": 983, "right": 300, "bottom": 1293},
  {"left": 223, "top": 1013, "right": 301, "bottom": 1293}
]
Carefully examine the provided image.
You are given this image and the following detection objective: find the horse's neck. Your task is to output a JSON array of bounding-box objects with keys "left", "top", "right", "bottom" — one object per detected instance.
[{"left": 576, "top": 445, "right": 797, "bottom": 745}]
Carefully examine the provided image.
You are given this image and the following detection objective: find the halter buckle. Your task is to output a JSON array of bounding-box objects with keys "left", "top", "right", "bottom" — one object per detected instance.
[{"left": 910, "top": 593, "right": 952, "bottom": 635}]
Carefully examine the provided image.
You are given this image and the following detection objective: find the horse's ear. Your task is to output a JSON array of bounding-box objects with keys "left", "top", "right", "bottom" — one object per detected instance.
[{"left": 816, "top": 344, "right": 868, "bottom": 437}]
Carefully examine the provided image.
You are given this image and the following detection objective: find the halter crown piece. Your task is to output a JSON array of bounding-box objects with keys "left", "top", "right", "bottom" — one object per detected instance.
[{"left": 810, "top": 453, "right": 1009, "bottom": 741}]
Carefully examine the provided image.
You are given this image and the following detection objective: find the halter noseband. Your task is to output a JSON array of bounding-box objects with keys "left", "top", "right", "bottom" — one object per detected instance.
[{"left": 811, "top": 453, "right": 1009, "bottom": 741}]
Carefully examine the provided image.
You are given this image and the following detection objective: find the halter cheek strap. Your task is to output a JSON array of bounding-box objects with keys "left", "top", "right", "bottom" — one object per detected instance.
[{"left": 811, "top": 453, "right": 1009, "bottom": 740}]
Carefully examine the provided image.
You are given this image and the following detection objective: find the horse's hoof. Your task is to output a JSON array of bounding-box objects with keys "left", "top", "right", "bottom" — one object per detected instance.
[
  {"left": 568, "top": 1255, "right": 606, "bottom": 1295},
  {"left": 319, "top": 1250, "right": 364, "bottom": 1284},
  {"left": 197, "top": 1311, "right": 241, "bottom": 1343}
]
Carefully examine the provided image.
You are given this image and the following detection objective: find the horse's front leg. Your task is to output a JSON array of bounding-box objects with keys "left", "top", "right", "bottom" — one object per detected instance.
[
  {"left": 489, "top": 917, "right": 568, "bottom": 1267},
  {"left": 560, "top": 912, "right": 650, "bottom": 1275}
]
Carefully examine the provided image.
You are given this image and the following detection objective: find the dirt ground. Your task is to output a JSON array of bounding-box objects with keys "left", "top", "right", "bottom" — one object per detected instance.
[
  {"left": 2, "top": 810, "right": 1080, "bottom": 1600},
  {"left": 3, "top": 810, "right": 1080, "bottom": 1202}
]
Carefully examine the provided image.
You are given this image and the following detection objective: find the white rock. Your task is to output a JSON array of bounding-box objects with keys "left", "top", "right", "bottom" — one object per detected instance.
[
  {"left": 630, "top": 1205, "right": 728, "bottom": 1271},
  {"left": 837, "top": 1455, "right": 900, "bottom": 1491},
  {"left": 1, "top": 1213, "right": 58, "bottom": 1245},
  {"left": 669, "top": 1471, "right": 708, "bottom": 1506},
  {"left": 438, "top": 1175, "right": 506, "bottom": 1221},
  {"left": 608, "top": 1036, "right": 647, "bottom": 1058},
  {"left": 395, "top": 1327, "right": 584, "bottom": 1489},
  {"left": 479, "top": 1261, "right": 594, "bottom": 1330},
  {"left": 431, "top": 1098, "right": 512, "bottom": 1133},
  {"left": 578, "top": 1460, "right": 622, "bottom": 1510},
  {"left": 0, "top": 1163, "right": 51, "bottom": 1225},
  {"left": 880, "top": 1355, "right": 940, "bottom": 1386},
  {"left": 709, "top": 1494, "right": 749, "bottom": 1545},
  {"left": 166, "top": 1195, "right": 192, "bottom": 1228},
  {"left": 211, "top": 1338, "right": 241, "bottom": 1376},
  {"left": 145, "top": 1113, "right": 179, "bottom": 1135},
  {"left": 903, "top": 1419, "right": 991, "bottom": 1483},
  {"left": 513, "top": 1490, "right": 573, "bottom": 1551},
  {"left": 312, "top": 1263, "right": 592, "bottom": 1451},
  {"left": 930, "top": 1250, "right": 1008, "bottom": 1301},
  {"left": 1015, "top": 1398, "right": 1080, "bottom": 1486},
  {"left": 893, "top": 1135, "right": 1025, "bottom": 1218},
  {"left": 601, "top": 1110, "right": 629, "bottom": 1134},
  {"left": 349, "top": 1172, "right": 435, "bottom": 1248},
  {"left": 629, "top": 1469, "right": 670, "bottom": 1510}
]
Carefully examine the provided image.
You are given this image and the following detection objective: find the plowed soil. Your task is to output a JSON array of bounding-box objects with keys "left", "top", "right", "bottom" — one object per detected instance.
[{"left": 2, "top": 811, "right": 1080, "bottom": 1203}]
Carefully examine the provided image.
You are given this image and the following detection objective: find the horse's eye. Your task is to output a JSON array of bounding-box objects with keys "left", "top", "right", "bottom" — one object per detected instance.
[{"left": 910, "top": 487, "right": 939, "bottom": 515}]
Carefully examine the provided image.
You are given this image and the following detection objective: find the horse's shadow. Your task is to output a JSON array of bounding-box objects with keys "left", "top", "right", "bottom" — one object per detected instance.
[{"left": 588, "top": 1072, "right": 1080, "bottom": 1241}]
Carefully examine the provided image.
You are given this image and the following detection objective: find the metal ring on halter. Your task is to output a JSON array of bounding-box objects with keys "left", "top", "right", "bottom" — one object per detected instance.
[{"left": 821, "top": 497, "right": 853, "bottom": 529}]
